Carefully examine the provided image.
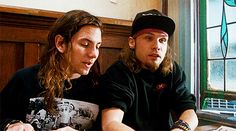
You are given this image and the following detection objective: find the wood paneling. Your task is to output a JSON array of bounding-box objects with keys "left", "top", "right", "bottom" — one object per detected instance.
[
  {"left": 0, "top": 42, "right": 24, "bottom": 90},
  {"left": 0, "top": 6, "right": 132, "bottom": 91},
  {"left": 24, "top": 43, "right": 41, "bottom": 67}
]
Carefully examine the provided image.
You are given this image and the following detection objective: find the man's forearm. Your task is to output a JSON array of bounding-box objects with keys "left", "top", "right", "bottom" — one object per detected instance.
[
  {"left": 178, "top": 109, "right": 199, "bottom": 130},
  {"left": 103, "top": 121, "right": 135, "bottom": 131}
]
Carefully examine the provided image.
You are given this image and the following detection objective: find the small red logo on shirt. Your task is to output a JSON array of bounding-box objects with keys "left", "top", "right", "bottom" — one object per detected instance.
[{"left": 155, "top": 83, "right": 166, "bottom": 91}]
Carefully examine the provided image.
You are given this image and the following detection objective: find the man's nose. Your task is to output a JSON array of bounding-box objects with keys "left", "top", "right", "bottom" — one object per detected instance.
[
  {"left": 88, "top": 46, "right": 98, "bottom": 58},
  {"left": 152, "top": 39, "right": 161, "bottom": 50}
]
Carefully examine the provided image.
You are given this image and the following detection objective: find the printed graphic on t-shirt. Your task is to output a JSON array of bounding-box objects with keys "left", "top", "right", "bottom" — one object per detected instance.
[{"left": 26, "top": 97, "right": 99, "bottom": 130}]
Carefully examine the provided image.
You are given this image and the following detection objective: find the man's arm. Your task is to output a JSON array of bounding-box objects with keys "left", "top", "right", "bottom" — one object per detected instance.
[
  {"left": 172, "top": 109, "right": 198, "bottom": 131},
  {"left": 101, "top": 107, "right": 135, "bottom": 131}
]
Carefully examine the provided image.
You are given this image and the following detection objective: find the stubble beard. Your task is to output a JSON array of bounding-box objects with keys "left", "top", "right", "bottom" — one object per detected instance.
[{"left": 145, "top": 61, "right": 161, "bottom": 72}]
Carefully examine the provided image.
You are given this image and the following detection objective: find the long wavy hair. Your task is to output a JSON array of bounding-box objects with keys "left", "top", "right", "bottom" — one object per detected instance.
[
  {"left": 120, "top": 37, "right": 173, "bottom": 76},
  {"left": 37, "top": 10, "right": 103, "bottom": 115}
]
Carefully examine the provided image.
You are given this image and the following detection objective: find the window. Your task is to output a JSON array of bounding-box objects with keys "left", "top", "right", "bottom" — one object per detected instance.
[{"left": 199, "top": 0, "right": 236, "bottom": 124}]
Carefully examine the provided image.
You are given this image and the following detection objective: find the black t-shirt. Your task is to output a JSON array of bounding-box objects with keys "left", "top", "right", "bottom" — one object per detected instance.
[
  {"left": 100, "top": 60, "right": 196, "bottom": 130},
  {"left": 0, "top": 64, "right": 101, "bottom": 130}
]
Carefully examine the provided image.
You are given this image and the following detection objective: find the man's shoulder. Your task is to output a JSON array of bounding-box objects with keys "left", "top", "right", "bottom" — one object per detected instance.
[
  {"left": 13, "top": 64, "right": 40, "bottom": 78},
  {"left": 103, "top": 60, "right": 132, "bottom": 77},
  {"left": 112, "top": 60, "right": 125, "bottom": 66},
  {"left": 107, "top": 60, "right": 129, "bottom": 72},
  {"left": 172, "top": 61, "right": 184, "bottom": 73}
]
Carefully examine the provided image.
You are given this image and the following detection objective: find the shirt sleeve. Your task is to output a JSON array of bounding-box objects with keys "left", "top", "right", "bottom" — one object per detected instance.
[
  {"left": 0, "top": 72, "right": 26, "bottom": 130},
  {"left": 0, "top": 66, "right": 38, "bottom": 130},
  {"left": 170, "top": 62, "right": 197, "bottom": 116},
  {"left": 99, "top": 61, "right": 135, "bottom": 112}
]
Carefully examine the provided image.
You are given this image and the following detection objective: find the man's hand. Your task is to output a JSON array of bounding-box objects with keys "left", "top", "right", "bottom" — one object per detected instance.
[
  {"left": 51, "top": 126, "right": 78, "bottom": 131},
  {"left": 6, "top": 122, "right": 34, "bottom": 131}
]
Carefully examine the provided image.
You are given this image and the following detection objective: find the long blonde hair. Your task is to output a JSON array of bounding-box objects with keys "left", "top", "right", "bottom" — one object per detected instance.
[{"left": 38, "top": 10, "right": 103, "bottom": 114}]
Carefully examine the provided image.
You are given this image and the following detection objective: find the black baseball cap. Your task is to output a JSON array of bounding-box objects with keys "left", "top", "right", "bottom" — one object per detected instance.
[{"left": 131, "top": 9, "right": 175, "bottom": 37}]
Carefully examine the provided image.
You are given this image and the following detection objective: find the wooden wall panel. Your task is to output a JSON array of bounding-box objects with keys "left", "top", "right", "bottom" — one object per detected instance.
[
  {"left": 0, "top": 42, "right": 24, "bottom": 90},
  {"left": 0, "top": 26, "right": 49, "bottom": 43},
  {"left": 0, "top": 6, "right": 131, "bottom": 91},
  {"left": 24, "top": 43, "right": 41, "bottom": 67},
  {"left": 98, "top": 48, "right": 122, "bottom": 74}
]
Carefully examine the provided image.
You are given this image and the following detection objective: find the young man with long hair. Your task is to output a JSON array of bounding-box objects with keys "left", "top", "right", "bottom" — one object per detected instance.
[
  {"left": 100, "top": 9, "right": 198, "bottom": 131},
  {"left": 0, "top": 10, "right": 103, "bottom": 131}
]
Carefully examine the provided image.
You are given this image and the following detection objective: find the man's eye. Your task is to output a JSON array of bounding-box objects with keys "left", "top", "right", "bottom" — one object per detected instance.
[
  {"left": 80, "top": 41, "right": 89, "bottom": 46},
  {"left": 159, "top": 38, "right": 167, "bottom": 43},
  {"left": 144, "top": 36, "right": 153, "bottom": 41}
]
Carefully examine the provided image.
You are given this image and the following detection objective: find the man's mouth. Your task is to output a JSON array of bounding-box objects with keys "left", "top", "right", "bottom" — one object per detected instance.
[
  {"left": 83, "top": 61, "right": 93, "bottom": 68},
  {"left": 149, "top": 54, "right": 161, "bottom": 59}
]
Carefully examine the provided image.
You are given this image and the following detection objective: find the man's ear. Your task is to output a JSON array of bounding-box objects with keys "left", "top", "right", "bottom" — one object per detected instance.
[
  {"left": 128, "top": 37, "right": 135, "bottom": 49},
  {"left": 55, "top": 34, "right": 66, "bottom": 53}
]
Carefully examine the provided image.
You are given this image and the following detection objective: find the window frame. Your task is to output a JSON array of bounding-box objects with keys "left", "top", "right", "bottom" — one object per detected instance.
[
  {"left": 199, "top": 0, "right": 236, "bottom": 108},
  {"left": 197, "top": 0, "right": 236, "bottom": 127}
]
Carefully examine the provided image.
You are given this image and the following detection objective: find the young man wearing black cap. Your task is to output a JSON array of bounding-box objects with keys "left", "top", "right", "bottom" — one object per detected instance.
[{"left": 99, "top": 9, "right": 198, "bottom": 131}]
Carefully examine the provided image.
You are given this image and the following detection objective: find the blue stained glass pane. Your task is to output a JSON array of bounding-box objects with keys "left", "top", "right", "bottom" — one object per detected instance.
[
  {"left": 221, "top": 8, "right": 228, "bottom": 57},
  {"left": 225, "top": 2, "right": 236, "bottom": 23},
  {"left": 207, "top": 0, "right": 236, "bottom": 26},
  {"left": 224, "top": 0, "right": 236, "bottom": 6}
]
